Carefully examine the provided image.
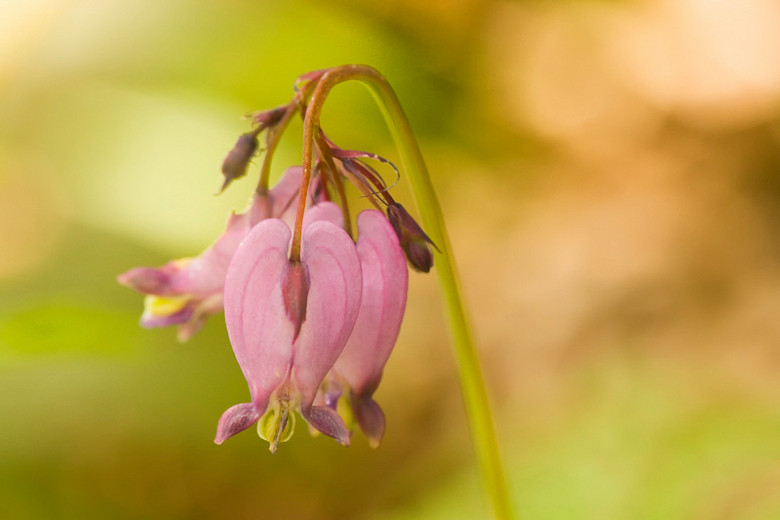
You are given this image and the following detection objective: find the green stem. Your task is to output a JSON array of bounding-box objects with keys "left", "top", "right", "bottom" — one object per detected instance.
[
  {"left": 307, "top": 65, "right": 514, "bottom": 519},
  {"left": 257, "top": 102, "right": 298, "bottom": 193}
]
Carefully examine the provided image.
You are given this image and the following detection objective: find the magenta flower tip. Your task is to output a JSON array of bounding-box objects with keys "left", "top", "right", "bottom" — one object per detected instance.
[
  {"left": 214, "top": 402, "right": 262, "bottom": 445},
  {"left": 353, "top": 396, "right": 385, "bottom": 448},
  {"left": 117, "top": 266, "right": 172, "bottom": 294},
  {"left": 303, "top": 406, "right": 351, "bottom": 447}
]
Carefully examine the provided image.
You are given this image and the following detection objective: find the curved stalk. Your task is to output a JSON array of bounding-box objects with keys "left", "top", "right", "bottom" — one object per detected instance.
[
  {"left": 314, "top": 132, "right": 352, "bottom": 237},
  {"left": 301, "top": 65, "right": 514, "bottom": 519},
  {"left": 257, "top": 102, "right": 299, "bottom": 193}
]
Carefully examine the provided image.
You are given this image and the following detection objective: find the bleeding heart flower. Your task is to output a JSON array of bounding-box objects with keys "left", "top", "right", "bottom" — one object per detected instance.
[
  {"left": 117, "top": 166, "right": 306, "bottom": 341},
  {"left": 214, "top": 207, "right": 363, "bottom": 452},
  {"left": 322, "top": 209, "right": 408, "bottom": 447}
]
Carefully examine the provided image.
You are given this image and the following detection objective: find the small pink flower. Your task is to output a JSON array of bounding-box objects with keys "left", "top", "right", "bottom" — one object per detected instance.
[
  {"left": 214, "top": 209, "right": 362, "bottom": 451},
  {"left": 117, "top": 167, "right": 305, "bottom": 341},
  {"left": 324, "top": 210, "right": 408, "bottom": 447}
]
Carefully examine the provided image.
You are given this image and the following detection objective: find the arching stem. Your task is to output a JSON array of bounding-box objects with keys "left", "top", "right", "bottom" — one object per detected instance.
[
  {"left": 257, "top": 102, "right": 298, "bottom": 193},
  {"left": 299, "top": 65, "right": 514, "bottom": 520}
]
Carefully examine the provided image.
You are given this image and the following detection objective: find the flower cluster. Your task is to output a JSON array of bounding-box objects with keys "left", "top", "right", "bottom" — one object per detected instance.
[{"left": 118, "top": 69, "right": 435, "bottom": 452}]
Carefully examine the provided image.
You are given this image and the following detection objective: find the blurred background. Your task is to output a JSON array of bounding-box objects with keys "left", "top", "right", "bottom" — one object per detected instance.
[{"left": 2, "top": 0, "right": 780, "bottom": 518}]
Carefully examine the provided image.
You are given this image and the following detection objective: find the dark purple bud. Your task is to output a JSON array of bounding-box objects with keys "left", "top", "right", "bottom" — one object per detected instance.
[
  {"left": 220, "top": 132, "right": 258, "bottom": 192},
  {"left": 282, "top": 261, "right": 309, "bottom": 341},
  {"left": 250, "top": 105, "right": 287, "bottom": 128},
  {"left": 386, "top": 203, "right": 436, "bottom": 273},
  {"left": 404, "top": 237, "right": 434, "bottom": 273}
]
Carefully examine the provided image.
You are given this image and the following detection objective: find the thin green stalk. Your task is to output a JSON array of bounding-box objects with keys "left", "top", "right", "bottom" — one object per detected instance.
[
  {"left": 257, "top": 102, "right": 298, "bottom": 193},
  {"left": 305, "top": 65, "right": 514, "bottom": 520}
]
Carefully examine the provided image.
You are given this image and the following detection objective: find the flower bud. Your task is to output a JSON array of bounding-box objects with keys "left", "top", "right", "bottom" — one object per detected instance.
[
  {"left": 250, "top": 105, "right": 287, "bottom": 128},
  {"left": 403, "top": 237, "right": 434, "bottom": 273},
  {"left": 220, "top": 132, "right": 258, "bottom": 192},
  {"left": 386, "top": 203, "right": 435, "bottom": 273}
]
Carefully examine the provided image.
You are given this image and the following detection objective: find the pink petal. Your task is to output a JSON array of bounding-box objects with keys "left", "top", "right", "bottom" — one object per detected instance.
[
  {"left": 266, "top": 166, "right": 304, "bottom": 228},
  {"left": 303, "top": 201, "right": 344, "bottom": 229},
  {"left": 352, "top": 395, "right": 385, "bottom": 448},
  {"left": 117, "top": 266, "right": 175, "bottom": 295},
  {"left": 292, "top": 220, "right": 363, "bottom": 410},
  {"left": 177, "top": 293, "right": 224, "bottom": 342},
  {"left": 169, "top": 211, "right": 253, "bottom": 296},
  {"left": 304, "top": 406, "right": 351, "bottom": 447},
  {"left": 120, "top": 168, "right": 304, "bottom": 302},
  {"left": 214, "top": 403, "right": 261, "bottom": 445},
  {"left": 140, "top": 304, "right": 193, "bottom": 328},
  {"left": 223, "top": 218, "right": 295, "bottom": 411},
  {"left": 334, "top": 209, "right": 408, "bottom": 397}
]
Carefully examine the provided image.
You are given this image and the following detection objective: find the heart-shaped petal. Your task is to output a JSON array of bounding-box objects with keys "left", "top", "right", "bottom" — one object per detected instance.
[
  {"left": 333, "top": 209, "right": 408, "bottom": 445},
  {"left": 335, "top": 210, "right": 408, "bottom": 396},
  {"left": 223, "top": 218, "right": 294, "bottom": 410},
  {"left": 217, "top": 216, "right": 362, "bottom": 447},
  {"left": 293, "top": 220, "right": 363, "bottom": 410}
]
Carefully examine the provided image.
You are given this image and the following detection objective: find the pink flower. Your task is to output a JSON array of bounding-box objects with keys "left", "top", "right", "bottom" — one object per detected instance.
[
  {"left": 322, "top": 210, "right": 408, "bottom": 447},
  {"left": 117, "top": 167, "right": 305, "bottom": 341},
  {"left": 214, "top": 207, "right": 363, "bottom": 451}
]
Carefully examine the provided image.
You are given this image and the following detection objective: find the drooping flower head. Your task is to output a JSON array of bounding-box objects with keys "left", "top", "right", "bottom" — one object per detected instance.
[{"left": 119, "top": 66, "right": 437, "bottom": 453}]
